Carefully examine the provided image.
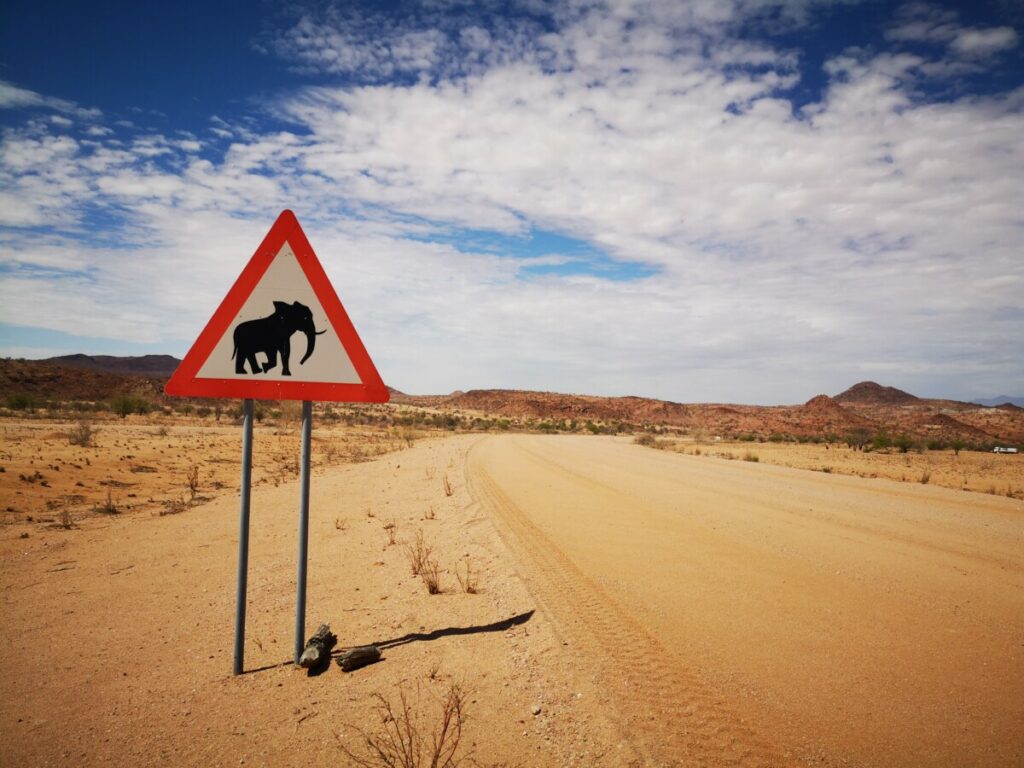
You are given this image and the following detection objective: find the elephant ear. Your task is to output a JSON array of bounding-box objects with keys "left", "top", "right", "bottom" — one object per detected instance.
[{"left": 273, "top": 301, "right": 290, "bottom": 314}]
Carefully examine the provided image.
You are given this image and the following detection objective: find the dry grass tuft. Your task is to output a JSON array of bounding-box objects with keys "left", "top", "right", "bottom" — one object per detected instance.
[
  {"left": 455, "top": 558, "right": 479, "bottom": 594},
  {"left": 919, "top": 470, "right": 931, "bottom": 484},
  {"left": 186, "top": 465, "right": 199, "bottom": 501},
  {"left": 405, "top": 530, "right": 432, "bottom": 576},
  {"left": 95, "top": 488, "right": 118, "bottom": 515},
  {"left": 159, "top": 497, "right": 189, "bottom": 516},
  {"left": 742, "top": 451, "right": 759, "bottom": 462},
  {"left": 443, "top": 474, "right": 453, "bottom": 497},
  {"left": 384, "top": 518, "right": 398, "bottom": 546},
  {"left": 422, "top": 558, "right": 443, "bottom": 594}
]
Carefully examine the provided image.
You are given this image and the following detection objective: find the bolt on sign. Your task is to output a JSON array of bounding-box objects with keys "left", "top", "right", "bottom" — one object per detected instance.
[{"left": 165, "top": 210, "right": 389, "bottom": 675}]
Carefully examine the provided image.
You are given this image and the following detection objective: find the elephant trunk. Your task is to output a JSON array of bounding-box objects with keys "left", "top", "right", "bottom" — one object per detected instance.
[{"left": 298, "top": 325, "right": 327, "bottom": 365}]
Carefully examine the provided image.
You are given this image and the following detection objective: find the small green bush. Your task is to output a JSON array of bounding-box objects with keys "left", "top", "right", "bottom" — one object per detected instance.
[
  {"left": 5, "top": 393, "right": 38, "bottom": 411},
  {"left": 109, "top": 395, "right": 151, "bottom": 418}
]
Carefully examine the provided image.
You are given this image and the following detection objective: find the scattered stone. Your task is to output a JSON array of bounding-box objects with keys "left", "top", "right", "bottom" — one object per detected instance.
[{"left": 531, "top": 704, "right": 542, "bottom": 716}]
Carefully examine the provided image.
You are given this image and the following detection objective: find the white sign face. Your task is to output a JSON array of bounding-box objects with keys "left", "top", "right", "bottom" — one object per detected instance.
[{"left": 196, "top": 243, "right": 361, "bottom": 384}]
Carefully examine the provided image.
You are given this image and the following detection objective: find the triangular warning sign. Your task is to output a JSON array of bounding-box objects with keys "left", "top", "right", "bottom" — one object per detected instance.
[{"left": 166, "top": 210, "right": 389, "bottom": 403}]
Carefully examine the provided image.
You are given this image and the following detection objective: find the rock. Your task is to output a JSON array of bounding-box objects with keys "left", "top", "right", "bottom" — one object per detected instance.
[
  {"left": 298, "top": 624, "right": 337, "bottom": 670},
  {"left": 531, "top": 704, "right": 542, "bottom": 716},
  {"left": 336, "top": 645, "right": 382, "bottom": 672}
]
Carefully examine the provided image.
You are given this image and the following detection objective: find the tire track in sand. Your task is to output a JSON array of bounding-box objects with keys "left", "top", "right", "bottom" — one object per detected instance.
[{"left": 467, "top": 441, "right": 798, "bottom": 768}]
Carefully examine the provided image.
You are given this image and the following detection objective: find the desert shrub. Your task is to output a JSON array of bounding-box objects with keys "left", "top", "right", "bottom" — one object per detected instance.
[
  {"left": 919, "top": 470, "right": 931, "bottom": 484},
  {"left": 870, "top": 430, "right": 892, "bottom": 451},
  {"left": 5, "top": 393, "right": 38, "bottom": 411},
  {"left": 110, "top": 395, "right": 151, "bottom": 418},
  {"left": 633, "top": 433, "right": 656, "bottom": 447},
  {"left": 844, "top": 428, "right": 872, "bottom": 450},
  {"left": 893, "top": 433, "right": 917, "bottom": 453},
  {"left": 383, "top": 518, "right": 398, "bottom": 546},
  {"left": 67, "top": 421, "right": 96, "bottom": 447},
  {"left": 338, "top": 683, "right": 468, "bottom": 768},
  {"left": 742, "top": 451, "right": 759, "bottom": 462},
  {"left": 196, "top": 406, "right": 211, "bottom": 418}
]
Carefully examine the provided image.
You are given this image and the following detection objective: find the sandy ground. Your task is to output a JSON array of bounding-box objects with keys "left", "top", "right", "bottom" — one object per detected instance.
[
  {"left": 470, "top": 435, "right": 1024, "bottom": 767},
  {"left": 656, "top": 438, "right": 1023, "bottom": 498},
  {"left": 2, "top": 428, "right": 1023, "bottom": 767},
  {"left": 1, "top": 431, "right": 633, "bottom": 768}
]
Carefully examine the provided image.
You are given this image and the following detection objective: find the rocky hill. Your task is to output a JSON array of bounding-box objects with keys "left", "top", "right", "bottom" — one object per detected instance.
[
  {"left": 835, "top": 381, "right": 919, "bottom": 405},
  {"left": 0, "top": 358, "right": 165, "bottom": 402}
]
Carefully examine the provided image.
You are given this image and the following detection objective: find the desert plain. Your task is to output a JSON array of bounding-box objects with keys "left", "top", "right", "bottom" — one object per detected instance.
[{"left": 1, "top": 405, "right": 1022, "bottom": 768}]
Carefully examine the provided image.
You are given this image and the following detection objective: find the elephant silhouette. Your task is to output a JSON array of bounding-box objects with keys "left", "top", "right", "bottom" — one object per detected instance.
[{"left": 232, "top": 300, "right": 326, "bottom": 375}]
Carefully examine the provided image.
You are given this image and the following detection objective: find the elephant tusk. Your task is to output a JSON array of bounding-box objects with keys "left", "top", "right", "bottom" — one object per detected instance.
[{"left": 314, "top": 328, "right": 327, "bottom": 335}]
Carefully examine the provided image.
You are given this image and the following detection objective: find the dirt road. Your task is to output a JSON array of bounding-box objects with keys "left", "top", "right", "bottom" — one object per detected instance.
[{"left": 467, "top": 435, "right": 1024, "bottom": 767}]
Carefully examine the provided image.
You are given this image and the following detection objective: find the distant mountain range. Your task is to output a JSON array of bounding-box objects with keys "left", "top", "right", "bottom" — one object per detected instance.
[
  {"left": 2, "top": 356, "right": 1021, "bottom": 443},
  {"left": 40, "top": 354, "right": 181, "bottom": 378},
  {"left": 971, "top": 395, "right": 1024, "bottom": 408}
]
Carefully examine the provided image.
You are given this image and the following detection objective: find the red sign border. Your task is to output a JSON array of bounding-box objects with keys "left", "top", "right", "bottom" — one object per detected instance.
[{"left": 165, "top": 210, "right": 389, "bottom": 403}]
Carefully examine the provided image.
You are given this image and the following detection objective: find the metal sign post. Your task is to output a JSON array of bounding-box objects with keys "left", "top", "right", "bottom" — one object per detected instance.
[
  {"left": 233, "top": 398, "right": 254, "bottom": 676},
  {"left": 164, "top": 211, "right": 389, "bottom": 676},
  {"left": 294, "top": 400, "right": 312, "bottom": 663}
]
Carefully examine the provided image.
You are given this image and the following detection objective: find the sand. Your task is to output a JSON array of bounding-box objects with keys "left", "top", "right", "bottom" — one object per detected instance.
[
  {"left": 469, "top": 435, "right": 1024, "bottom": 766},
  {"left": 2, "top": 428, "right": 1022, "bottom": 767}
]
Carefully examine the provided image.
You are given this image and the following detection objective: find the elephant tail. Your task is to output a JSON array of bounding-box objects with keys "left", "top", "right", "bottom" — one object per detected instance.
[{"left": 231, "top": 344, "right": 237, "bottom": 360}]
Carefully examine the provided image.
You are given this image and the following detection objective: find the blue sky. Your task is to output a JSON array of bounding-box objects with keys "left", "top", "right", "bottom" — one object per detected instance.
[{"left": 1, "top": 0, "right": 1022, "bottom": 403}]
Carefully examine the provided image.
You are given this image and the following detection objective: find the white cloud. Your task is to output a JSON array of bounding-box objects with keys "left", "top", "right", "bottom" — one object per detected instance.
[
  {"left": 1, "top": 0, "right": 1022, "bottom": 402},
  {"left": 950, "top": 27, "right": 1019, "bottom": 57},
  {"left": 887, "top": 3, "right": 1019, "bottom": 60},
  {"left": 0, "top": 80, "right": 102, "bottom": 119}
]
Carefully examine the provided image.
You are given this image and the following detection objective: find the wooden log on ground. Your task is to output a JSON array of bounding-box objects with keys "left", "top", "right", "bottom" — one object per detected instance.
[
  {"left": 336, "top": 645, "right": 381, "bottom": 672},
  {"left": 298, "top": 624, "right": 337, "bottom": 669}
]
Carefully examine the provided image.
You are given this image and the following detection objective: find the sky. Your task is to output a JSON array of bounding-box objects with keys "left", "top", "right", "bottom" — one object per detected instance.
[{"left": 1, "top": 0, "right": 1022, "bottom": 404}]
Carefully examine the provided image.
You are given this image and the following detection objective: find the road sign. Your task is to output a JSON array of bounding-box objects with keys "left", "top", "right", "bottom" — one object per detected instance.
[{"left": 165, "top": 209, "right": 389, "bottom": 403}]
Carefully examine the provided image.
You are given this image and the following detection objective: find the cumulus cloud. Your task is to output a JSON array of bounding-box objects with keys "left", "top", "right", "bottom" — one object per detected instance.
[{"left": 1, "top": 0, "right": 1022, "bottom": 402}]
